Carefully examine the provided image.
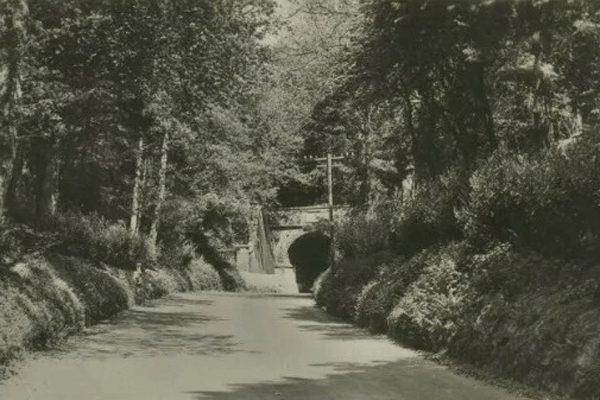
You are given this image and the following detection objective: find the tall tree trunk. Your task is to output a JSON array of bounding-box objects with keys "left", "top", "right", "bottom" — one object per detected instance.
[
  {"left": 149, "top": 130, "right": 169, "bottom": 251},
  {"left": 129, "top": 136, "right": 144, "bottom": 234},
  {"left": 472, "top": 62, "right": 497, "bottom": 151},
  {"left": 35, "top": 139, "right": 60, "bottom": 226},
  {"left": 398, "top": 86, "right": 417, "bottom": 185},
  {"left": 0, "top": 125, "right": 17, "bottom": 217},
  {"left": 5, "top": 142, "right": 24, "bottom": 216},
  {"left": 0, "top": 0, "right": 27, "bottom": 217}
]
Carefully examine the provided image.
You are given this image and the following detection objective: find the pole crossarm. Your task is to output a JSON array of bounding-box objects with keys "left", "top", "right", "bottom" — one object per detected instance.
[
  {"left": 303, "top": 152, "right": 352, "bottom": 163},
  {"left": 312, "top": 155, "right": 345, "bottom": 162}
]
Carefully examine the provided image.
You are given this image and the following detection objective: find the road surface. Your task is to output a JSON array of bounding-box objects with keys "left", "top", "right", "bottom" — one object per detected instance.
[{"left": 0, "top": 292, "right": 529, "bottom": 400}]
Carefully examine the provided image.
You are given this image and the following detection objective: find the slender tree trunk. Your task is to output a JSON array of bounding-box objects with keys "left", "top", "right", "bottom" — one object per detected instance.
[
  {"left": 0, "top": 126, "right": 17, "bottom": 217},
  {"left": 399, "top": 87, "right": 417, "bottom": 184},
  {"left": 0, "top": 0, "right": 26, "bottom": 217},
  {"left": 362, "top": 134, "right": 371, "bottom": 205},
  {"left": 35, "top": 139, "right": 60, "bottom": 226},
  {"left": 129, "top": 136, "right": 144, "bottom": 234},
  {"left": 149, "top": 130, "right": 169, "bottom": 250},
  {"left": 5, "top": 142, "right": 24, "bottom": 216},
  {"left": 473, "top": 62, "right": 497, "bottom": 151}
]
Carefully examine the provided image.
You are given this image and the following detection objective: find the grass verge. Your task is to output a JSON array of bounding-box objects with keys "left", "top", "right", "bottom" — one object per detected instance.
[{"left": 0, "top": 253, "right": 222, "bottom": 380}]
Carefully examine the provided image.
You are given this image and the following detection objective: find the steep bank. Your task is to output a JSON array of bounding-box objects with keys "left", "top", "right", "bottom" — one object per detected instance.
[
  {"left": 0, "top": 253, "right": 222, "bottom": 379},
  {"left": 314, "top": 243, "right": 600, "bottom": 399}
]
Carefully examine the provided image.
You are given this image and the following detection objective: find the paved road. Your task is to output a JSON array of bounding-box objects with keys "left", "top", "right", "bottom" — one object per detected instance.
[{"left": 0, "top": 292, "right": 528, "bottom": 400}]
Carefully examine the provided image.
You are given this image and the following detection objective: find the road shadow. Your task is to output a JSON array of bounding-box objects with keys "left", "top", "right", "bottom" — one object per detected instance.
[
  {"left": 282, "top": 305, "right": 374, "bottom": 340},
  {"left": 207, "top": 292, "right": 312, "bottom": 300},
  {"left": 46, "top": 296, "right": 242, "bottom": 359},
  {"left": 283, "top": 304, "right": 345, "bottom": 324},
  {"left": 144, "top": 296, "right": 216, "bottom": 308},
  {"left": 245, "top": 293, "right": 313, "bottom": 299},
  {"left": 186, "top": 358, "right": 515, "bottom": 400}
]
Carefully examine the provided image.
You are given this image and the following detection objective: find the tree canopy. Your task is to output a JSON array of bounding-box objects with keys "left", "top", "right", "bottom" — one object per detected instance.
[{"left": 3, "top": 0, "right": 600, "bottom": 251}]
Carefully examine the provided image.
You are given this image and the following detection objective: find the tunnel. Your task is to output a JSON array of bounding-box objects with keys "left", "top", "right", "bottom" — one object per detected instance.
[{"left": 287, "top": 231, "right": 331, "bottom": 293}]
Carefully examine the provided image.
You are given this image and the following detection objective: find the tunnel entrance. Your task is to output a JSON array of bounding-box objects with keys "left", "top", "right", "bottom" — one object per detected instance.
[{"left": 287, "top": 231, "right": 331, "bottom": 293}]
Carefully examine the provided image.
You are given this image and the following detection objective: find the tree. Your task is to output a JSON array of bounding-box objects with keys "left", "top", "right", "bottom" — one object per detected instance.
[
  {"left": 301, "top": 0, "right": 599, "bottom": 190},
  {"left": 0, "top": 0, "right": 27, "bottom": 216},
  {"left": 13, "top": 0, "right": 277, "bottom": 243},
  {"left": 263, "top": 0, "right": 364, "bottom": 206}
]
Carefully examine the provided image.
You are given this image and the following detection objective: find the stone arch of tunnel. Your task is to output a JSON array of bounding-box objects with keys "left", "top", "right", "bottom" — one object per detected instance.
[
  {"left": 273, "top": 229, "right": 305, "bottom": 267},
  {"left": 287, "top": 231, "right": 331, "bottom": 293}
]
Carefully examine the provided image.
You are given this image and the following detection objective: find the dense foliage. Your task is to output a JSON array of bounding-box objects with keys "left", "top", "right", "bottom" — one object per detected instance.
[
  {"left": 307, "top": 1, "right": 600, "bottom": 398},
  {"left": 3, "top": 0, "right": 600, "bottom": 395},
  {"left": 0, "top": 253, "right": 221, "bottom": 379},
  {"left": 0, "top": 0, "right": 302, "bottom": 281}
]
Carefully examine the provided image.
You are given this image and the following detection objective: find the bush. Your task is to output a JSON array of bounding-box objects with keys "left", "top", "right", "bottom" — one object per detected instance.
[
  {"left": 314, "top": 251, "right": 393, "bottom": 319},
  {"left": 448, "top": 277, "right": 600, "bottom": 398},
  {"left": 335, "top": 202, "right": 393, "bottom": 260},
  {"left": 353, "top": 262, "right": 405, "bottom": 333},
  {"left": 387, "top": 245, "right": 474, "bottom": 351},
  {"left": 0, "top": 255, "right": 132, "bottom": 371},
  {"left": 0, "top": 217, "right": 24, "bottom": 266},
  {"left": 133, "top": 257, "right": 223, "bottom": 303},
  {"left": 390, "top": 168, "right": 466, "bottom": 257},
  {"left": 186, "top": 258, "right": 223, "bottom": 291},
  {"left": 353, "top": 249, "right": 447, "bottom": 333},
  {"left": 44, "top": 211, "right": 240, "bottom": 291},
  {"left": 157, "top": 241, "right": 197, "bottom": 271},
  {"left": 47, "top": 211, "right": 154, "bottom": 270},
  {"left": 46, "top": 254, "right": 133, "bottom": 324},
  {"left": 463, "top": 135, "right": 600, "bottom": 256}
]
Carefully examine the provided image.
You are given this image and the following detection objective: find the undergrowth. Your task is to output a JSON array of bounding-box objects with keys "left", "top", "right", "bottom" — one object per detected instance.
[
  {"left": 0, "top": 252, "right": 223, "bottom": 381},
  {"left": 315, "top": 243, "right": 600, "bottom": 399},
  {"left": 315, "top": 134, "right": 600, "bottom": 399}
]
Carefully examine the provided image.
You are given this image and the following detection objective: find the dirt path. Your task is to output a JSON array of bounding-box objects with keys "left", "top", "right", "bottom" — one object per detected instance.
[{"left": 0, "top": 292, "right": 529, "bottom": 400}]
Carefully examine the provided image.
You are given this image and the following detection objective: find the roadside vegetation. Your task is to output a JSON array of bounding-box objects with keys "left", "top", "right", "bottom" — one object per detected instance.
[
  {"left": 0, "top": 0, "right": 288, "bottom": 378},
  {"left": 3, "top": 0, "right": 600, "bottom": 397},
  {"left": 0, "top": 250, "right": 222, "bottom": 379},
  {"left": 0, "top": 0, "right": 301, "bottom": 268},
  {"left": 290, "top": 1, "right": 600, "bottom": 399}
]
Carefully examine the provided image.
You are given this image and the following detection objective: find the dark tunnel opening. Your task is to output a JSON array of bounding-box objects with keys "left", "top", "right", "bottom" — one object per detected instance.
[{"left": 287, "top": 231, "right": 331, "bottom": 293}]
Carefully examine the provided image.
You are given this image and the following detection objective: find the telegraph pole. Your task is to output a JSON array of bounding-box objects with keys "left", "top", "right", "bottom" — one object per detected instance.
[
  {"left": 327, "top": 152, "right": 334, "bottom": 270},
  {"left": 304, "top": 152, "right": 348, "bottom": 271}
]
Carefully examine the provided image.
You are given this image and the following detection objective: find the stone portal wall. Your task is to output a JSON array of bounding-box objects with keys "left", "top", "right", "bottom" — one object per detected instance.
[
  {"left": 267, "top": 205, "right": 346, "bottom": 268},
  {"left": 225, "top": 205, "right": 347, "bottom": 273}
]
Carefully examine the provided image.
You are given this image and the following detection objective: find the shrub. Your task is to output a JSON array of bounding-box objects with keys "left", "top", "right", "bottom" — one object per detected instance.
[
  {"left": 133, "top": 257, "right": 223, "bottom": 304},
  {"left": 313, "top": 251, "right": 393, "bottom": 319},
  {"left": 353, "top": 250, "right": 445, "bottom": 333},
  {"left": 353, "top": 273, "right": 400, "bottom": 333},
  {"left": 46, "top": 254, "right": 133, "bottom": 324},
  {"left": 463, "top": 242, "right": 588, "bottom": 302},
  {"left": 390, "top": 168, "right": 466, "bottom": 257},
  {"left": 47, "top": 211, "right": 154, "bottom": 270},
  {"left": 387, "top": 245, "right": 474, "bottom": 351},
  {"left": 0, "top": 217, "right": 24, "bottom": 266},
  {"left": 0, "top": 255, "right": 136, "bottom": 377},
  {"left": 185, "top": 227, "right": 246, "bottom": 291},
  {"left": 463, "top": 135, "right": 600, "bottom": 256},
  {"left": 448, "top": 280, "right": 600, "bottom": 398},
  {"left": 335, "top": 201, "right": 393, "bottom": 260},
  {"left": 157, "top": 241, "right": 196, "bottom": 271},
  {"left": 186, "top": 258, "right": 223, "bottom": 291}
]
